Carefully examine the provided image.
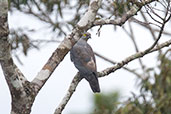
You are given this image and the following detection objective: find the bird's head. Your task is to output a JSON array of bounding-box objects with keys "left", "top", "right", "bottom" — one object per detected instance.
[{"left": 81, "top": 32, "right": 91, "bottom": 41}]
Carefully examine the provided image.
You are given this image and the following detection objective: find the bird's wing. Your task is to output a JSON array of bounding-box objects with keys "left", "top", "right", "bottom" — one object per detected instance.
[
  {"left": 70, "top": 41, "right": 97, "bottom": 73},
  {"left": 70, "top": 40, "right": 100, "bottom": 93}
]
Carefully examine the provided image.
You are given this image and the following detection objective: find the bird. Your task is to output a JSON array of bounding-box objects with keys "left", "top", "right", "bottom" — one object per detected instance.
[{"left": 70, "top": 32, "right": 100, "bottom": 93}]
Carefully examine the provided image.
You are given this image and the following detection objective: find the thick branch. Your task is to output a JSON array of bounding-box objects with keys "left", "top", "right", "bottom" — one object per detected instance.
[{"left": 31, "top": 0, "right": 102, "bottom": 94}]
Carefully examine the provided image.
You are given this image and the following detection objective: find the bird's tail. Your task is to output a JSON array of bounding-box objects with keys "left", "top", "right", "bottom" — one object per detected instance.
[{"left": 85, "top": 73, "right": 100, "bottom": 93}]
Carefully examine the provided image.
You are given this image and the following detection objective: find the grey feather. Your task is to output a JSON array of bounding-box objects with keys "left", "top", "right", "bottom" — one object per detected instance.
[{"left": 70, "top": 37, "right": 100, "bottom": 93}]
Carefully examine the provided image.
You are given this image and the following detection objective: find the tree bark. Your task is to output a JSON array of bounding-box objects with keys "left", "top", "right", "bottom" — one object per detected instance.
[
  {"left": 0, "top": 0, "right": 170, "bottom": 114},
  {"left": 0, "top": 0, "right": 36, "bottom": 113}
]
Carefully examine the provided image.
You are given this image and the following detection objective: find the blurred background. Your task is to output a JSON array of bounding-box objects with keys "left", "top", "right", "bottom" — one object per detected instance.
[{"left": 0, "top": 0, "right": 170, "bottom": 114}]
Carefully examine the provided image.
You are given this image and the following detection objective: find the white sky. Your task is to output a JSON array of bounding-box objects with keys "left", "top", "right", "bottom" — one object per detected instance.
[{"left": 0, "top": 4, "right": 170, "bottom": 114}]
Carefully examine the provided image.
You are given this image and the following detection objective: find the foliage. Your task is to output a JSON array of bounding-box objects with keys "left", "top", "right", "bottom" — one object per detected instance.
[
  {"left": 92, "top": 52, "right": 171, "bottom": 114},
  {"left": 93, "top": 92, "right": 120, "bottom": 114}
]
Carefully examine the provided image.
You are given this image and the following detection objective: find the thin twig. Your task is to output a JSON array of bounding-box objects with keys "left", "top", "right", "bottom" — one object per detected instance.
[
  {"left": 145, "top": 6, "right": 163, "bottom": 24},
  {"left": 147, "top": 4, "right": 164, "bottom": 21},
  {"left": 130, "top": 17, "right": 161, "bottom": 28},
  {"left": 126, "top": 22, "right": 147, "bottom": 77}
]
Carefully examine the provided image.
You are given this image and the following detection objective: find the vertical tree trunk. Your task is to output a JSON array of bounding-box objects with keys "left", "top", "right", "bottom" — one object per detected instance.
[{"left": 0, "top": 0, "right": 36, "bottom": 113}]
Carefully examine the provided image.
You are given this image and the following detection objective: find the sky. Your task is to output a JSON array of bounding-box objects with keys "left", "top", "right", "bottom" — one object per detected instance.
[{"left": 0, "top": 3, "right": 170, "bottom": 114}]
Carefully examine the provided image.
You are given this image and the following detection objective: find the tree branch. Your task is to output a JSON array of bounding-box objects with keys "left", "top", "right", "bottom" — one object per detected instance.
[
  {"left": 94, "top": 52, "right": 143, "bottom": 79},
  {"left": 93, "top": 0, "right": 157, "bottom": 26},
  {"left": 54, "top": 73, "right": 81, "bottom": 114},
  {"left": 98, "top": 41, "right": 170, "bottom": 77},
  {"left": 31, "top": 0, "right": 102, "bottom": 94}
]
